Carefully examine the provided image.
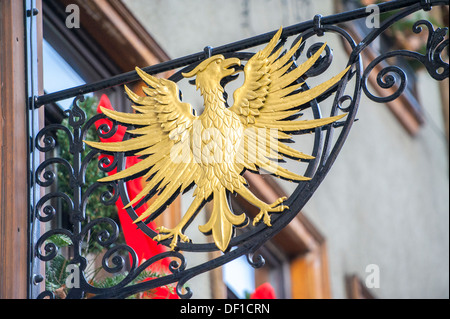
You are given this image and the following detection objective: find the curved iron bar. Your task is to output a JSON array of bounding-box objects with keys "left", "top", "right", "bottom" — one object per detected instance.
[
  {"left": 30, "top": 0, "right": 449, "bottom": 299},
  {"left": 35, "top": 228, "right": 75, "bottom": 262},
  {"left": 35, "top": 192, "right": 74, "bottom": 222},
  {"left": 81, "top": 112, "right": 120, "bottom": 141},
  {"left": 362, "top": 20, "right": 449, "bottom": 102},
  {"left": 35, "top": 157, "right": 75, "bottom": 188},
  {"left": 35, "top": 123, "right": 73, "bottom": 153}
]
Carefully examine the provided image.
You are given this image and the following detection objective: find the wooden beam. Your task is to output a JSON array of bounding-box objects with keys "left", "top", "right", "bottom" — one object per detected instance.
[
  {"left": 290, "top": 243, "right": 331, "bottom": 299},
  {"left": 345, "top": 274, "right": 375, "bottom": 299},
  {"left": 0, "top": 0, "right": 29, "bottom": 299}
]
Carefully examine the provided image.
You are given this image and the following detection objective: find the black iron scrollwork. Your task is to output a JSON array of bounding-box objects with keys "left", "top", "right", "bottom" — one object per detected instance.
[{"left": 362, "top": 19, "right": 448, "bottom": 103}]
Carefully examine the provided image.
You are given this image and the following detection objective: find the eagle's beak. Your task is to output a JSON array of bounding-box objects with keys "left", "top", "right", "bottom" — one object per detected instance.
[{"left": 223, "top": 58, "right": 241, "bottom": 76}]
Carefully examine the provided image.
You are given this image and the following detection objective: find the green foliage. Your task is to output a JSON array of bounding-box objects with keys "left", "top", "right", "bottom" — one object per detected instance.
[
  {"left": 45, "top": 254, "right": 70, "bottom": 294},
  {"left": 47, "top": 233, "right": 72, "bottom": 247}
]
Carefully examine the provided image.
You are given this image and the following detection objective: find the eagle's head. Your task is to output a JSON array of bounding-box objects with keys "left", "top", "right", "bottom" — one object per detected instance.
[{"left": 182, "top": 55, "right": 240, "bottom": 92}]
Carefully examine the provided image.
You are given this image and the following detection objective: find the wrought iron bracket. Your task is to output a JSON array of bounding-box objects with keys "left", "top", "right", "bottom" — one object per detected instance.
[{"left": 28, "top": 0, "right": 449, "bottom": 299}]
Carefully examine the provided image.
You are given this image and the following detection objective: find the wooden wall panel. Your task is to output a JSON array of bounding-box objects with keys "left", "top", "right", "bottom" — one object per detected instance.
[{"left": 0, "top": 0, "right": 29, "bottom": 299}]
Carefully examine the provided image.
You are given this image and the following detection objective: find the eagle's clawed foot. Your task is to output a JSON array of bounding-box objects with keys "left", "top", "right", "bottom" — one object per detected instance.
[
  {"left": 252, "top": 197, "right": 289, "bottom": 227},
  {"left": 153, "top": 226, "right": 191, "bottom": 251}
]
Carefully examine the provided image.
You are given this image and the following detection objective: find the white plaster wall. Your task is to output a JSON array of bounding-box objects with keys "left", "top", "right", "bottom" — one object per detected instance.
[{"left": 123, "top": 0, "right": 449, "bottom": 299}]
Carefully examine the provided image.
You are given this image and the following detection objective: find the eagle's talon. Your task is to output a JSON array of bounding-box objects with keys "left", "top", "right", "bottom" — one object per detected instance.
[
  {"left": 270, "top": 196, "right": 288, "bottom": 207},
  {"left": 253, "top": 209, "right": 272, "bottom": 227},
  {"left": 153, "top": 226, "right": 190, "bottom": 251},
  {"left": 253, "top": 198, "right": 289, "bottom": 227}
]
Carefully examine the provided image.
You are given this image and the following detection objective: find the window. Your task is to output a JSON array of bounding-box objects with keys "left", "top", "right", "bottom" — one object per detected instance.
[
  {"left": 223, "top": 255, "right": 256, "bottom": 298},
  {"left": 43, "top": 39, "right": 86, "bottom": 110},
  {"left": 222, "top": 241, "right": 291, "bottom": 299}
]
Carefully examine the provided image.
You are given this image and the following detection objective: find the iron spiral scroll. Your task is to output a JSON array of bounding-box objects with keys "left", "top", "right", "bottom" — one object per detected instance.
[{"left": 31, "top": 1, "right": 449, "bottom": 299}]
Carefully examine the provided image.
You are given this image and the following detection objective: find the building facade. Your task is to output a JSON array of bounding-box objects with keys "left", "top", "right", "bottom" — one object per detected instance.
[{"left": 0, "top": 0, "right": 448, "bottom": 299}]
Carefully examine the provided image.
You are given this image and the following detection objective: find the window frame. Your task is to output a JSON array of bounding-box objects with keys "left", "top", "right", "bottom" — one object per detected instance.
[{"left": 0, "top": 0, "right": 39, "bottom": 299}]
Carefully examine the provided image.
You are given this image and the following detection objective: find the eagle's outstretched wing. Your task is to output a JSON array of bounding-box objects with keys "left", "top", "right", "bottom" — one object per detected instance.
[
  {"left": 85, "top": 67, "right": 199, "bottom": 223},
  {"left": 229, "top": 28, "right": 350, "bottom": 181}
]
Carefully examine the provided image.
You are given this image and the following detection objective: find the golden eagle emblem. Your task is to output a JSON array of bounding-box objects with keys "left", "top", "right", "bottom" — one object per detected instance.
[{"left": 85, "top": 28, "right": 349, "bottom": 251}]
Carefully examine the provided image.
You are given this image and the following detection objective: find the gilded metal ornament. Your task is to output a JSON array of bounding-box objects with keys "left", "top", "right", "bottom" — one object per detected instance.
[{"left": 85, "top": 28, "right": 350, "bottom": 252}]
